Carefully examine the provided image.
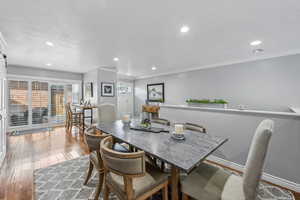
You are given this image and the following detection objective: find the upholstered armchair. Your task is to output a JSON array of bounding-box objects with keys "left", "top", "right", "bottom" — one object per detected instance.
[
  {"left": 83, "top": 126, "right": 110, "bottom": 200},
  {"left": 100, "top": 136, "right": 169, "bottom": 200}
]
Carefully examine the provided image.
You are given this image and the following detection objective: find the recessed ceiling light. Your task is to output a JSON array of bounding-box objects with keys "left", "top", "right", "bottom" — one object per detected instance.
[
  {"left": 250, "top": 40, "right": 262, "bottom": 46},
  {"left": 180, "top": 25, "right": 190, "bottom": 33},
  {"left": 46, "top": 63, "right": 52, "bottom": 66},
  {"left": 46, "top": 41, "right": 54, "bottom": 47},
  {"left": 113, "top": 57, "right": 119, "bottom": 61},
  {"left": 152, "top": 66, "right": 157, "bottom": 70}
]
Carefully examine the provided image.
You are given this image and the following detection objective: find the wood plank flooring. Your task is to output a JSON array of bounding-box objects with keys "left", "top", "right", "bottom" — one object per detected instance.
[
  {"left": 0, "top": 127, "right": 89, "bottom": 200},
  {"left": 0, "top": 126, "right": 299, "bottom": 200}
]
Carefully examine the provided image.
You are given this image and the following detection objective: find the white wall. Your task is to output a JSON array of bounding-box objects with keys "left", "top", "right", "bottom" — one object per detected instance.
[
  {"left": 97, "top": 69, "right": 117, "bottom": 105},
  {"left": 83, "top": 68, "right": 98, "bottom": 105},
  {"left": 135, "top": 54, "right": 300, "bottom": 113},
  {"left": 83, "top": 68, "right": 118, "bottom": 122}
]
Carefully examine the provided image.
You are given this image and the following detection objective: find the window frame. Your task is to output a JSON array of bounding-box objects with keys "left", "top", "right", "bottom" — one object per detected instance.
[{"left": 7, "top": 75, "right": 82, "bottom": 132}]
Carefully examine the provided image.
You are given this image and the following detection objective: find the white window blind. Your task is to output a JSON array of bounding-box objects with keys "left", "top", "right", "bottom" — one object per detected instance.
[
  {"left": 32, "top": 81, "right": 49, "bottom": 125},
  {"left": 50, "top": 85, "right": 65, "bottom": 123},
  {"left": 8, "top": 80, "right": 29, "bottom": 127}
]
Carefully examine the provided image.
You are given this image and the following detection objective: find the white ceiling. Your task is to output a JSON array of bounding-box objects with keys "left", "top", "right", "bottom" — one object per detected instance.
[{"left": 0, "top": 0, "right": 300, "bottom": 77}]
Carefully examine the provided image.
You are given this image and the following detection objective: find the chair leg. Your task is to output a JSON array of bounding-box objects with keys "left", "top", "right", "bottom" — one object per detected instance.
[
  {"left": 94, "top": 172, "right": 104, "bottom": 200},
  {"left": 182, "top": 193, "right": 190, "bottom": 200},
  {"left": 84, "top": 161, "right": 94, "bottom": 185},
  {"left": 162, "top": 184, "right": 168, "bottom": 200},
  {"left": 103, "top": 185, "right": 110, "bottom": 200}
]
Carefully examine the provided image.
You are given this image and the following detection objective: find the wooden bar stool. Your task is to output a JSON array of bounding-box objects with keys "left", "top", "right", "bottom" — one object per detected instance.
[{"left": 65, "top": 103, "right": 83, "bottom": 133}]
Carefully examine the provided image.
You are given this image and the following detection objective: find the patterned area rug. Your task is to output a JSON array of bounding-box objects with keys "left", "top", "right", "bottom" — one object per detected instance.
[{"left": 34, "top": 156, "right": 295, "bottom": 200}]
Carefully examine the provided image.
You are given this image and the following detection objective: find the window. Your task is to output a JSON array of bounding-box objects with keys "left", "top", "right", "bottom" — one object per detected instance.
[
  {"left": 8, "top": 78, "right": 81, "bottom": 130},
  {"left": 8, "top": 80, "right": 29, "bottom": 126},
  {"left": 51, "top": 85, "right": 65, "bottom": 123},
  {"left": 32, "top": 81, "right": 49, "bottom": 124}
]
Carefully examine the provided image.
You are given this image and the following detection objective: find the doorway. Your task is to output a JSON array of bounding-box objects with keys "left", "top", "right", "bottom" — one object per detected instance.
[{"left": 117, "top": 81, "right": 134, "bottom": 118}]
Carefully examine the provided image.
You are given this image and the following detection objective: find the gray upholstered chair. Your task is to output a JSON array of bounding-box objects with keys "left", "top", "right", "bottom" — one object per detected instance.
[
  {"left": 98, "top": 103, "right": 117, "bottom": 123},
  {"left": 97, "top": 103, "right": 131, "bottom": 150},
  {"left": 100, "top": 136, "right": 169, "bottom": 200},
  {"left": 181, "top": 119, "right": 274, "bottom": 200},
  {"left": 83, "top": 126, "right": 110, "bottom": 200}
]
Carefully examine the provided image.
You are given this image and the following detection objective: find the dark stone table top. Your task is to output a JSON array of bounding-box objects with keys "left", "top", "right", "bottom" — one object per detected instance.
[{"left": 96, "top": 120, "right": 228, "bottom": 173}]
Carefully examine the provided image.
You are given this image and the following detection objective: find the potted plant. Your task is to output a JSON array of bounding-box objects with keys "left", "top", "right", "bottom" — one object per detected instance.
[{"left": 186, "top": 99, "right": 228, "bottom": 108}]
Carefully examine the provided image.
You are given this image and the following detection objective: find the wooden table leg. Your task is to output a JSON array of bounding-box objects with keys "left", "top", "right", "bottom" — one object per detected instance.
[
  {"left": 171, "top": 165, "right": 180, "bottom": 200},
  {"left": 82, "top": 108, "right": 86, "bottom": 134}
]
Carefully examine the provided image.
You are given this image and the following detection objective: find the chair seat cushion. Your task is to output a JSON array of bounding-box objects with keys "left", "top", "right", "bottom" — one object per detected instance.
[
  {"left": 107, "top": 165, "right": 168, "bottom": 198},
  {"left": 181, "top": 162, "right": 244, "bottom": 200},
  {"left": 113, "top": 143, "right": 130, "bottom": 152}
]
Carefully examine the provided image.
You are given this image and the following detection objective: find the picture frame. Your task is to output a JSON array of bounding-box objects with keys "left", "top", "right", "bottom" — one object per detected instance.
[
  {"left": 84, "top": 82, "right": 93, "bottom": 98},
  {"left": 147, "top": 83, "right": 165, "bottom": 102},
  {"left": 101, "top": 82, "right": 115, "bottom": 97}
]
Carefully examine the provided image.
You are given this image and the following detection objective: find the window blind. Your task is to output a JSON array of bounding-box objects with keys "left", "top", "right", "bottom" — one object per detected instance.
[
  {"left": 32, "top": 81, "right": 49, "bottom": 125},
  {"left": 8, "top": 80, "right": 29, "bottom": 126}
]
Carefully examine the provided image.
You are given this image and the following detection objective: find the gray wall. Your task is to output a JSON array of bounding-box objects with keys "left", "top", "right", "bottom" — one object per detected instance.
[
  {"left": 135, "top": 54, "right": 300, "bottom": 113},
  {"left": 134, "top": 54, "right": 300, "bottom": 185},
  {"left": 160, "top": 107, "right": 300, "bottom": 185},
  {"left": 8, "top": 65, "right": 83, "bottom": 80}
]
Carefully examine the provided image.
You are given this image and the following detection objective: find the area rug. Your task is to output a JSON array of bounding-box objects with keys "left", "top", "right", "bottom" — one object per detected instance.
[{"left": 34, "top": 156, "right": 295, "bottom": 200}]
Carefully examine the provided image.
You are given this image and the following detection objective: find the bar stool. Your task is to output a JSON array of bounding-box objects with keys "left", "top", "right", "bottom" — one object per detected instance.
[{"left": 65, "top": 103, "right": 83, "bottom": 133}]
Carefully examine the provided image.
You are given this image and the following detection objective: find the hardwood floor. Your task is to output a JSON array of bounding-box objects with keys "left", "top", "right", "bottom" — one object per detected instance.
[
  {"left": 0, "top": 127, "right": 89, "bottom": 200},
  {"left": 0, "top": 126, "right": 299, "bottom": 200}
]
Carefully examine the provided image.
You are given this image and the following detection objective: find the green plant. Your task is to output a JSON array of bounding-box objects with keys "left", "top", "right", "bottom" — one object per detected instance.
[{"left": 186, "top": 98, "right": 228, "bottom": 104}]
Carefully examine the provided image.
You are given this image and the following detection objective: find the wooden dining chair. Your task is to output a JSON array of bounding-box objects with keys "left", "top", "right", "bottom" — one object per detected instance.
[
  {"left": 65, "top": 103, "right": 83, "bottom": 133},
  {"left": 181, "top": 119, "right": 274, "bottom": 200},
  {"left": 83, "top": 126, "right": 110, "bottom": 200},
  {"left": 100, "top": 136, "right": 169, "bottom": 200}
]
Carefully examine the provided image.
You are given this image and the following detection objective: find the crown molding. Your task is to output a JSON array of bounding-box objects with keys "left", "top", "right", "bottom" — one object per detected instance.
[{"left": 135, "top": 50, "right": 300, "bottom": 80}]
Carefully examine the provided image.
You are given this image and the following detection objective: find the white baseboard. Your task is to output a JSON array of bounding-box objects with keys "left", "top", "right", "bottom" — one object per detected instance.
[{"left": 207, "top": 155, "right": 300, "bottom": 193}]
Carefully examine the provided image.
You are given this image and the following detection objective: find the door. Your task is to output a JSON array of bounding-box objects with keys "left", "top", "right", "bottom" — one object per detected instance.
[
  {"left": 117, "top": 81, "right": 134, "bottom": 118},
  {"left": 0, "top": 53, "right": 7, "bottom": 166}
]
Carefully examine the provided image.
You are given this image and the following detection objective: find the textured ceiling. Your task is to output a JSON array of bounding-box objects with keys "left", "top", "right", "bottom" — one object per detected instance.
[{"left": 0, "top": 0, "right": 300, "bottom": 77}]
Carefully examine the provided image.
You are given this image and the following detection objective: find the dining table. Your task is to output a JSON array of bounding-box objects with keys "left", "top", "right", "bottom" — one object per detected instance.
[{"left": 96, "top": 120, "right": 228, "bottom": 200}]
